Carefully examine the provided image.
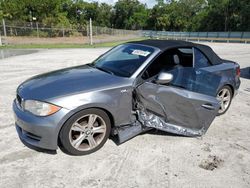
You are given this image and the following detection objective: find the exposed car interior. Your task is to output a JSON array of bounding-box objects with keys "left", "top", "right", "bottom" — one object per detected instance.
[{"left": 142, "top": 47, "right": 193, "bottom": 79}]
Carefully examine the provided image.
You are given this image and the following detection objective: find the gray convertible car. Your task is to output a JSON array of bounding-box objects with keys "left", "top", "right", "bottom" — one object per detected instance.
[{"left": 13, "top": 40, "right": 240, "bottom": 155}]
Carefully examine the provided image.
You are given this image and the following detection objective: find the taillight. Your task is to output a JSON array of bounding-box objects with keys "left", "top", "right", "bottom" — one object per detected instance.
[{"left": 236, "top": 66, "right": 240, "bottom": 77}]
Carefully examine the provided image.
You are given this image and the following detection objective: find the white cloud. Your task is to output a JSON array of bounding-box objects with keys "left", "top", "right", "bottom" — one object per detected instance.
[{"left": 86, "top": 0, "right": 157, "bottom": 8}]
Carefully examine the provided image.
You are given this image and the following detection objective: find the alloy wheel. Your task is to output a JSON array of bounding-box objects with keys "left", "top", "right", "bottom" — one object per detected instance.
[
  {"left": 217, "top": 88, "right": 231, "bottom": 114},
  {"left": 69, "top": 114, "right": 106, "bottom": 151}
]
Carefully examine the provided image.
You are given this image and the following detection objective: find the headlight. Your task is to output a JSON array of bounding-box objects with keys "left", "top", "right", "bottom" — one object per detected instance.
[{"left": 24, "top": 100, "right": 61, "bottom": 116}]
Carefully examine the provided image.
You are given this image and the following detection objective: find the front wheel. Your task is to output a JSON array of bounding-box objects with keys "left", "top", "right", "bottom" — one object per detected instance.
[
  {"left": 216, "top": 86, "right": 233, "bottom": 115},
  {"left": 59, "top": 108, "right": 111, "bottom": 155}
]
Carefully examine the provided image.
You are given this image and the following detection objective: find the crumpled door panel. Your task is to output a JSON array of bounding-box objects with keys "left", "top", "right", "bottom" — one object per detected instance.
[
  {"left": 137, "top": 110, "right": 205, "bottom": 136},
  {"left": 135, "top": 82, "right": 220, "bottom": 136}
]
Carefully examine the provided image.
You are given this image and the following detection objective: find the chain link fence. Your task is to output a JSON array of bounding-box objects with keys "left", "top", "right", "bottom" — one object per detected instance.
[
  {"left": 1, "top": 20, "right": 250, "bottom": 45},
  {"left": 0, "top": 20, "right": 140, "bottom": 45}
]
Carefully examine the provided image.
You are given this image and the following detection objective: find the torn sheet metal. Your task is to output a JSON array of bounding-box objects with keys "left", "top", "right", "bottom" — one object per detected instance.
[{"left": 137, "top": 110, "right": 206, "bottom": 136}]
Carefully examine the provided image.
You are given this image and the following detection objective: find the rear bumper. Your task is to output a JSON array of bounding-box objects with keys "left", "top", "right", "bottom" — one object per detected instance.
[
  {"left": 234, "top": 78, "right": 240, "bottom": 97},
  {"left": 234, "top": 89, "right": 239, "bottom": 97},
  {"left": 13, "top": 99, "right": 70, "bottom": 150}
]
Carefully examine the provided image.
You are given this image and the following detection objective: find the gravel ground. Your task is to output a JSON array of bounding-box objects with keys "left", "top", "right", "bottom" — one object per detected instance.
[{"left": 0, "top": 43, "right": 250, "bottom": 188}]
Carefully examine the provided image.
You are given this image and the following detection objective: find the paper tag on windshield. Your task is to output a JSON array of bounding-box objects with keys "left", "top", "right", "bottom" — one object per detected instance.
[{"left": 132, "top": 50, "right": 151, "bottom": 57}]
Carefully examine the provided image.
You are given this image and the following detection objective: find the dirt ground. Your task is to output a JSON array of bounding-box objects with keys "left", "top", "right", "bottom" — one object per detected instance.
[{"left": 0, "top": 43, "right": 249, "bottom": 188}]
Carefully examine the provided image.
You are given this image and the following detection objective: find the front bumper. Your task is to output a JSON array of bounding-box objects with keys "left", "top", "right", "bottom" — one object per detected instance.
[{"left": 13, "top": 99, "right": 70, "bottom": 150}]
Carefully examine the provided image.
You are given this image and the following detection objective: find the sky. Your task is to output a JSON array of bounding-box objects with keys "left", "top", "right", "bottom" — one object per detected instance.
[{"left": 86, "top": 0, "right": 158, "bottom": 8}]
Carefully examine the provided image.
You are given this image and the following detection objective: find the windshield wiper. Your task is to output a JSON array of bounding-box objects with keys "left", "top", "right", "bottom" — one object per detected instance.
[
  {"left": 87, "top": 63, "right": 115, "bottom": 75},
  {"left": 95, "top": 66, "right": 114, "bottom": 75},
  {"left": 87, "top": 63, "right": 95, "bottom": 67}
]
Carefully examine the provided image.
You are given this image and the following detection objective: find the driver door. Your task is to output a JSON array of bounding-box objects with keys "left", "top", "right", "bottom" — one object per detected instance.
[{"left": 136, "top": 67, "right": 221, "bottom": 136}]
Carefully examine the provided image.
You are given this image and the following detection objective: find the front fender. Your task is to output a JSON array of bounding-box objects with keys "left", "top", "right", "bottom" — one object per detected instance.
[{"left": 48, "top": 87, "right": 133, "bottom": 127}]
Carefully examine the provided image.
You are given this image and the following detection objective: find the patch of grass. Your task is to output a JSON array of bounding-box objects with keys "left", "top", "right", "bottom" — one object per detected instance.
[{"left": 0, "top": 38, "right": 146, "bottom": 49}]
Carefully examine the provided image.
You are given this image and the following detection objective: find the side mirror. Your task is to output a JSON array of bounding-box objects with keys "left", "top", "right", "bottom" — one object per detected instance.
[{"left": 155, "top": 72, "right": 173, "bottom": 84}]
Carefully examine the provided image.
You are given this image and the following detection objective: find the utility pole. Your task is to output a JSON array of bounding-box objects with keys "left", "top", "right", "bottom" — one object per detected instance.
[
  {"left": 0, "top": 33, "right": 2, "bottom": 46},
  {"left": 2, "top": 19, "right": 7, "bottom": 37},
  {"left": 36, "top": 21, "right": 39, "bottom": 38},
  {"left": 29, "top": 10, "right": 33, "bottom": 28},
  {"left": 89, "top": 18, "right": 93, "bottom": 45}
]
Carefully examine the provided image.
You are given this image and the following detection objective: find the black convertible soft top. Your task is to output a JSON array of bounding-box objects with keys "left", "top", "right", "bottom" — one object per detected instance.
[{"left": 128, "top": 39, "right": 222, "bottom": 65}]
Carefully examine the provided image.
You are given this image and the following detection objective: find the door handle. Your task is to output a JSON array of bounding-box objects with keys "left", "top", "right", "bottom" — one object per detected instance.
[{"left": 202, "top": 104, "right": 215, "bottom": 110}]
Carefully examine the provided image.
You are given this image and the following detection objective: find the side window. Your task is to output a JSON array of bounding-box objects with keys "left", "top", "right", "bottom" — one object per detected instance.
[
  {"left": 194, "top": 48, "right": 211, "bottom": 69},
  {"left": 141, "top": 52, "right": 166, "bottom": 79},
  {"left": 142, "top": 47, "right": 193, "bottom": 80}
]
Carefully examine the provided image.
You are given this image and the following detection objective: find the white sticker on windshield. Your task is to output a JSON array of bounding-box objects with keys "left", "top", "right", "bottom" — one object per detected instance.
[{"left": 131, "top": 50, "right": 151, "bottom": 57}]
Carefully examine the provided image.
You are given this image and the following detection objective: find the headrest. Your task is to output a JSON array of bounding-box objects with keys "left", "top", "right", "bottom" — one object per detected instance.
[{"left": 173, "top": 54, "right": 180, "bottom": 65}]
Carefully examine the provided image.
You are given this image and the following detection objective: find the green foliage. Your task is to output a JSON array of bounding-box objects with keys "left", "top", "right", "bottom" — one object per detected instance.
[
  {"left": 112, "top": 0, "right": 148, "bottom": 29},
  {"left": 30, "top": 30, "right": 48, "bottom": 37},
  {"left": 95, "top": 3, "right": 112, "bottom": 27},
  {"left": 0, "top": 0, "right": 249, "bottom": 31},
  {"left": 195, "top": 0, "right": 250, "bottom": 31}
]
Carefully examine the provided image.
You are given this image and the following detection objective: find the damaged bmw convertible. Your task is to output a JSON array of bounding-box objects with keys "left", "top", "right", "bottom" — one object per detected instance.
[{"left": 13, "top": 40, "right": 241, "bottom": 155}]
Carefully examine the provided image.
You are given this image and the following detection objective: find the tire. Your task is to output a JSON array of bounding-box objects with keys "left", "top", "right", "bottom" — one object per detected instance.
[
  {"left": 59, "top": 108, "right": 111, "bottom": 155},
  {"left": 216, "top": 85, "right": 233, "bottom": 116}
]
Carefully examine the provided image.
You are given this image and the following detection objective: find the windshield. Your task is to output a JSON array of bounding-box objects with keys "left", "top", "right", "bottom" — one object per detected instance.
[{"left": 91, "top": 44, "right": 155, "bottom": 77}]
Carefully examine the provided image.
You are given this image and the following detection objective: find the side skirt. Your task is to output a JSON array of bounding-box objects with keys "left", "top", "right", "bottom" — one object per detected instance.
[{"left": 112, "top": 121, "right": 152, "bottom": 144}]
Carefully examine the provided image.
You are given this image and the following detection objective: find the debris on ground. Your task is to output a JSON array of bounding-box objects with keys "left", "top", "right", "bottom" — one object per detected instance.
[{"left": 199, "top": 155, "right": 224, "bottom": 171}]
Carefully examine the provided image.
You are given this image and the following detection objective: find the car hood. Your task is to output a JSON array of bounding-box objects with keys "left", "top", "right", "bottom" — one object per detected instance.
[{"left": 17, "top": 65, "right": 131, "bottom": 101}]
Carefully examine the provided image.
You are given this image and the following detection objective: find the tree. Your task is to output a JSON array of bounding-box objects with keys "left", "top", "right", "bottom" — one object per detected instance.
[
  {"left": 0, "top": 0, "right": 249, "bottom": 31},
  {"left": 146, "top": 4, "right": 170, "bottom": 30},
  {"left": 95, "top": 3, "right": 112, "bottom": 27},
  {"left": 112, "top": 0, "right": 148, "bottom": 29},
  {"left": 193, "top": 0, "right": 250, "bottom": 31}
]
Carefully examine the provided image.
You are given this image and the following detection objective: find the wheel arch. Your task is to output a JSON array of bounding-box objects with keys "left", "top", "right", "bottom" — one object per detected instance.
[
  {"left": 217, "top": 82, "right": 234, "bottom": 96},
  {"left": 94, "top": 107, "right": 115, "bottom": 128},
  {"left": 57, "top": 106, "right": 115, "bottom": 147},
  {"left": 223, "top": 84, "right": 234, "bottom": 96}
]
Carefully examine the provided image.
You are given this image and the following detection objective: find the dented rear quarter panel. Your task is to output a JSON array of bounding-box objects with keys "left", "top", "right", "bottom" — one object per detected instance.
[{"left": 200, "top": 62, "right": 240, "bottom": 95}]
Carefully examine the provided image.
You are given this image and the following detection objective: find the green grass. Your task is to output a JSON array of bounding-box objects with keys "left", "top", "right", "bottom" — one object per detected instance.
[{"left": 0, "top": 38, "right": 146, "bottom": 49}]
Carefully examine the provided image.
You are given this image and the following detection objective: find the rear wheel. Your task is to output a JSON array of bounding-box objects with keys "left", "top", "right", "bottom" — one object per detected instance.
[
  {"left": 216, "top": 86, "right": 233, "bottom": 115},
  {"left": 59, "top": 108, "right": 111, "bottom": 155}
]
